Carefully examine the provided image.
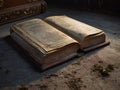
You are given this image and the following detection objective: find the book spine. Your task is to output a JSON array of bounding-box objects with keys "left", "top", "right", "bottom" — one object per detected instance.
[{"left": 0, "top": 0, "right": 47, "bottom": 25}]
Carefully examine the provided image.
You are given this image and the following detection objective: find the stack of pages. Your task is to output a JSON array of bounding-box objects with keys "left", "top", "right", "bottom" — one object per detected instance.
[{"left": 10, "top": 15, "right": 109, "bottom": 71}]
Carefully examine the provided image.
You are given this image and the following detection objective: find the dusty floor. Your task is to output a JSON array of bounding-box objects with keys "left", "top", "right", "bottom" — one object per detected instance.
[{"left": 0, "top": 8, "right": 120, "bottom": 90}]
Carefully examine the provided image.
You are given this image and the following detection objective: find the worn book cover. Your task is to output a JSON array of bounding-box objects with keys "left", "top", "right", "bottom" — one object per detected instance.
[
  {"left": 10, "top": 19, "right": 80, "bottom": 70},
  {"left": 45, "top": 15, "right": 109, "bottom": 52}
]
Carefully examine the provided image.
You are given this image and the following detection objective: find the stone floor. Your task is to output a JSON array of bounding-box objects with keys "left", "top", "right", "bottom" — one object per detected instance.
[{"left": 0, "top": 8, "right": 120, "bottom": 90}]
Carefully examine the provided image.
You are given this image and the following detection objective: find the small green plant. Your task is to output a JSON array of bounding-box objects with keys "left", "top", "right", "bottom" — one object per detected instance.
[{"left": 92, "top": 64, "right": 115, "bottom": 77}]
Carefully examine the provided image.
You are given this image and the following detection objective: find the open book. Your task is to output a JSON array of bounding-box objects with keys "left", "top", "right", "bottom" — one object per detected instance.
[{"left": 10, "top": 16, "right": 109, "bottom": 71}]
